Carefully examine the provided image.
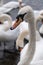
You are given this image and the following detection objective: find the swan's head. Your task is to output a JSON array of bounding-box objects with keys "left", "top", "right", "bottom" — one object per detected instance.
[{"left": 13, "top": 6, "right": 34, "bottom": 28}]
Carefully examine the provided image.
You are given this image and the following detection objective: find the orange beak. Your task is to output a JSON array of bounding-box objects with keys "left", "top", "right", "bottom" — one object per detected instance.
[{"left": 12, "top": 18, "right": 22, "bottom": 29}]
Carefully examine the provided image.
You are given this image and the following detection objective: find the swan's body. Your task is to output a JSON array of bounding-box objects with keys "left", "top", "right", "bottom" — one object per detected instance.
[{"left": 13, "top": 6, "right": 43, "bottom": 65}]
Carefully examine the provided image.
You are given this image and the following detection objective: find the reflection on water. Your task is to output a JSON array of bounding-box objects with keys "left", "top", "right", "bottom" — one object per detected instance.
[{"left": 0, "top": 51, "right": 20, "bottom": 65}]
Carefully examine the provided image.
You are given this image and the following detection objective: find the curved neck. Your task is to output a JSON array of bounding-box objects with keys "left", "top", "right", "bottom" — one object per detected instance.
[
  {"left": 29, "top": 20, "right": 36, "bottom": 46},
  {"left": 16, "top": 30, "right": 29, "bottom": 47},
  {"left": 26, "top": 14, "right": 36, "bottom": 64},
  {"left": 0, "top": 14, "right": 12, "bottom": 27},
  {"left": 19, "top": 12, "right": 36, "bottom": 65}
]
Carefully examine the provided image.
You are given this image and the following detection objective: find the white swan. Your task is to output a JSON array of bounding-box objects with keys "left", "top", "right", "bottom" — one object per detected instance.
[
  {"left": 0, "top": 13, "right": 14, "bottom": 41},
  {"left": 0, "top": 14, "right": 20, "bottom": 41},
  {"left": 13, "top": 6, "right": 43, "bottom": 65},
  {"left": 16, "top": 10, "right": 43, "bottom": 49}
]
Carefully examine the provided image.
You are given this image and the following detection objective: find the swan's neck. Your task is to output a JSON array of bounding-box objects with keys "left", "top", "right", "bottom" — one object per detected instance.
[
  {"left": 29, "top": 21, "right": 36, "bottom": 46},
  {"left": 26, "top": 15, "right": 36, "bottom": 64}
]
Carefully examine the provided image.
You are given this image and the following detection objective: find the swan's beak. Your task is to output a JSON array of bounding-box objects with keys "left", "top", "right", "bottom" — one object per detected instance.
[{"left": 13, "top": 18, "right": 22, "bottom": 29}]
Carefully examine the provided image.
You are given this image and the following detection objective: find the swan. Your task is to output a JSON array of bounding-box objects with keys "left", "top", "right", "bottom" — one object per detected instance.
[
  {"left": 13, "top": 6, "right": 43, "bottom": 65},
  {"left": 16, "top": 12, "right": 42, "bottom": 50},
  {"left": 0, "top": 13, "right": 20, "bottom": 41},
  {"left": 16, "top": 10, "right": 42, "bottom": 50},
  {"left": 10, "top": 10, "right": 41, "bottom": 51}
]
